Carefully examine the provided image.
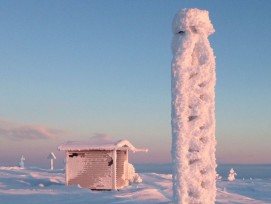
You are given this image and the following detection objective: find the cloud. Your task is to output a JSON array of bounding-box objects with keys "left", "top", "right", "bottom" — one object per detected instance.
[
  {"left": 0, "top": 119, "right": 66, "bottom": 141},
  {"left": 88, "top": 133, "right": 114, "bottom": 144}
]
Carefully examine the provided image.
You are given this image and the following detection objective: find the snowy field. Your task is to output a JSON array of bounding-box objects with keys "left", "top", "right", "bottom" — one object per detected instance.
[{"left": 0, "top": 166, "right": 271, "bottom": 204}]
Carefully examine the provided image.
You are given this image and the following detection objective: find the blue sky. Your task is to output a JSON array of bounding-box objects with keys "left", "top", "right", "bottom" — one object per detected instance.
[{"left": 0, "top": 0, "right": 271, "bottom": 167}]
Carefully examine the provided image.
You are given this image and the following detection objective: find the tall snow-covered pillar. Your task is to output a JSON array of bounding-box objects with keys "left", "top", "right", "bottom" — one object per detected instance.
[{"left": 171, "top": 8, "right": 216, "bottom": 204}]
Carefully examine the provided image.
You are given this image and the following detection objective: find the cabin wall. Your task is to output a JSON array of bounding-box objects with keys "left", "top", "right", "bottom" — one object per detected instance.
[{"left": 66, "top": 150, "right": 113, "bottom": 189}]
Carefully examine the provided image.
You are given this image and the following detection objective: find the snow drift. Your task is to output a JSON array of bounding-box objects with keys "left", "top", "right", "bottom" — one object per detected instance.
[{"left": 1, "top": 166, "right": 271, "bottom": 204}]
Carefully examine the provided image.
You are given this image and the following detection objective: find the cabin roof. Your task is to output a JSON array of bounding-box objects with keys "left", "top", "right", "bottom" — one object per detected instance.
[{"left": 58, "top": 139, "right": 148, "bottom": 152}]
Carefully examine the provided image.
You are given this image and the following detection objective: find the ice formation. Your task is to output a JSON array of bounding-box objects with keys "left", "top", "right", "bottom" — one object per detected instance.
[
  {"left": 171, "top": 8, "right": 216, "bottom": 203},
  {"left": 127, "top": 163, "right": 142, "bottom": 183},
  {"left": 228, "top": 168, "right": 237, "bottom": 181}
]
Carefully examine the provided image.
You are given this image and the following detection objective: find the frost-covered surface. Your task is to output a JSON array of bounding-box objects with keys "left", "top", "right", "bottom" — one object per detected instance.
[
  {"left": 58, "top": 139, "right": 147, "bottom": 152},
  {"left": 0, "top": 166, "right": 271, "bottom": 204},
  {"left": 66, "top": 153, "right": 85, "bottom": 181},
  {"left": 228, "top": 168, "right": 237, "bottom": 181},
  {"left": 171, "top": 8, "right": 216, "bottom": 203},
  {"left": 127, "top": 163, "right": 142, "bottom": 183},
  {"left": 66, "top": 150, "right": 113, "bottom": 189}
]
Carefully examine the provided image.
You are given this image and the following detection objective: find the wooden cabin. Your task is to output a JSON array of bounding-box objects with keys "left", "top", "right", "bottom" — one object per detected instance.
[{"left": 58, "top": 139, "right": 147, "bottom": 190}]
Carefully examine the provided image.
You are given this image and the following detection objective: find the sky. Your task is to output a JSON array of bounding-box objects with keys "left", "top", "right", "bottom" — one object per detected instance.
[{"left": 1, "top": 0, "right": 271, "bottom": 168}]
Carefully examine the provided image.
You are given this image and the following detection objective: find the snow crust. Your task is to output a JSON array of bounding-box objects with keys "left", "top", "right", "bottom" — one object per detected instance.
[
  {"left": 171, "top": 8, "right": 216, "bottom": 204},
  {"left": 1, "top": 166, "right": 271, "bottom": 204}
]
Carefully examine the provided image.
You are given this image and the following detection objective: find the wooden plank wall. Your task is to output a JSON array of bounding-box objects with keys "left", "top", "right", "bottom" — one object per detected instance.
[{"left": 67, "top": 150, "right": 113, "bottom": 190}]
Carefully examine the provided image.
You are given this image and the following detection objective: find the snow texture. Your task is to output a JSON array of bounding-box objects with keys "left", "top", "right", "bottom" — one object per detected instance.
[
  {"left": 171, "top": 8, "right": 216, "bottom": 204},
  {"left": 1, "top": 166, "right": 271, "bottom": 204},
  {"left": 58, "top": 139, "right": 148, "bottom": 152},
  {"left": 228, "top": 168, "right": 237, "bottom": 181},
  {"left": 127, "top": 163, "right": 142, "bottom": 183},
  {"left": 66, "top": 153, "right": 85, "bottom": 181}
]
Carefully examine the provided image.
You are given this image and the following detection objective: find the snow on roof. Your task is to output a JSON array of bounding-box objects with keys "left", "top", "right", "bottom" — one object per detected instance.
[{"left": 58, "top": 139, "right": 148, "bottom": 152}]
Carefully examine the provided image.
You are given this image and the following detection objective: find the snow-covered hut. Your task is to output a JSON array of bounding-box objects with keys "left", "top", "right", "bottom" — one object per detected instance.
[{"left": 58, "top": 139, "right": 147, "bottom": 190}]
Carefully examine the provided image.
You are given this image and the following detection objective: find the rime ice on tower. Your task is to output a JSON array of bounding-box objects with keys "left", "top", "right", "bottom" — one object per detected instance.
[{"left": 171, "top": 8, "right": 216, "bottom": 204}]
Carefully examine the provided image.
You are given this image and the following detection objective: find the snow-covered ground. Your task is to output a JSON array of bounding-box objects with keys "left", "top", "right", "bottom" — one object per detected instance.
[{"left": 0, "top": 166, "right": 270, "bottom": 204}]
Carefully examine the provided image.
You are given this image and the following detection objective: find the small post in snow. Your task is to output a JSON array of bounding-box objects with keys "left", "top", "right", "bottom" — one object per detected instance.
[
  {"left": 171, "top": 8, "right": 216, "bottom": 203},
  {"left": 48, "top": 152, "right": 56, "bottom": 170},
  {"left": 19, "top": 155, "right": 25, "bottom": 168}
]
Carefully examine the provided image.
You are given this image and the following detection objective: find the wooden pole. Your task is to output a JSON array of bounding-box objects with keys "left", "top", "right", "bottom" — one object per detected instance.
[{"left": 50, "top": 159, "right": 53, "bottom": 170}]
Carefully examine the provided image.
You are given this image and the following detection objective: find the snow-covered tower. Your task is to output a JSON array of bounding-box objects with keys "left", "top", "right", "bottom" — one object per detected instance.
[{"left": 171, "top": 8, "right": 216, "bottom": 203}]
